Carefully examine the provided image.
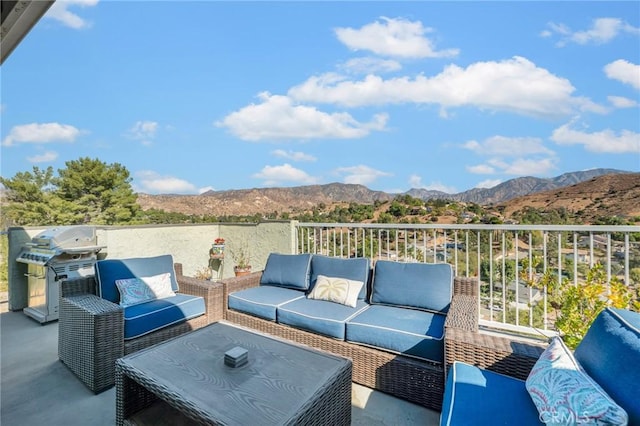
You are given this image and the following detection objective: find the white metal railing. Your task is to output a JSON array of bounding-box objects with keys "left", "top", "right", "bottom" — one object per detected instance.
[{"left": 295, "top": 223, "right": 640, "bottom": 336}]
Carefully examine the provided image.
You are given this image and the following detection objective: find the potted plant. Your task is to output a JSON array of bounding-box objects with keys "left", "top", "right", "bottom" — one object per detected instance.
[{"left": 231, "top": 243, "right": 252, "bottom": 277}]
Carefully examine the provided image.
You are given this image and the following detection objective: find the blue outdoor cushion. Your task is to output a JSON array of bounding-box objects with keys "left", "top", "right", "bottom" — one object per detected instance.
[
  {"left": 574, "top": 307, "right": 640, "bottom": 425},
  {"left": 95, "top": 254, "right": 179, "bottom": 303},
  {"left": 260, "top": 253, "right": 312, "bottom": 291},
  {"left": 310, "top": 255, "right": 371, "bottom": 300},
  {"left": 440, "top": 362, "right": 542, "bottom": 426},
  {"left": 228, "top": 286, "right": 305, "bottom": 321},
  {"left": 371, "top": 260, "right": 453, "bottom": 313},
  {"left": 277, "top": 297, "right": 369, "bottom": 340},
  {"left": 123, "top": 294, "right": 205, "bottom": 340},
  {"left": 346, "top": 304, "right": 446, "bottom": 362}
]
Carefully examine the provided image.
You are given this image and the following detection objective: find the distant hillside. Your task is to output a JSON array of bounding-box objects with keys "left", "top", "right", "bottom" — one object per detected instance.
[
  {"left": 497, "top": 173, "right": 640, "bottom": 221},
  {"left": 136, "top": 169, "right": 637, "bottom": 220},
  {"left": 407, "top": 168, "right": 628, "bottom": 204},
  {"left": 137, "top": 183, "right": 393, "bottom": 216}
]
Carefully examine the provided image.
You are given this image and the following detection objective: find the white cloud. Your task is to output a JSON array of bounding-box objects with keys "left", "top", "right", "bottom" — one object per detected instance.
[
  {"left": 334, "top": 165, "right": 392, "bottom": 185},
  {"left": 271, "top": 149, "right": 317, "bottom": 162},
  {"left": 2, "top": 122, "right": 81, "bottom": 146},
  {"left": 544, "top": 18, "right": 640, "bottom": 47},
  {"left": 128, "top": 120, "right": 158, "bottom": 138},
  {"left": 27, "top": 151, "right": 58, "bottom": 163},
  {"left": 608, "top": 96, "right": 638, "bottom": 108},
  {"left": 46, "top": 0, "right": 98, "bottom": 29},
  {"left": 216, "top": 92, "right": 388, "bottom": 141},
  {"left": 467, "top": 164, "right": 496, "bottom": 174},
  {"left": 463, "top": 135, "right": 554, "bottom": 157},
  {"left": 289, "top": 57, "right": 602, "bottom": 117},
  {"left": 334, "top": 17, "right": 459, "bottom": 59},
  {"left": 604, "top": 60, "right": 640, "bottom": 89},
  {"left": 341, "top": 57, "right": 402, "bottom": 74},
  {"left": 199, "top": 186, "right": 215, "bottom": 194},
  {"left": 488, "top": 157, "right": 558, "bottom": 176},
  {"left": 475, "top": 179, "right": 502, "bottom": 189},
  {"left": 551, "top": 121, "right": 640, "bottom": 153},
  {"left": 408, "top": 174, "right": 456, "bottom": 193},
  {"left": 253, "top": 163, "right": 318, "bottom": 186},
  {"left": 134, "top": 171, "right": 198, "bottom": 194}
]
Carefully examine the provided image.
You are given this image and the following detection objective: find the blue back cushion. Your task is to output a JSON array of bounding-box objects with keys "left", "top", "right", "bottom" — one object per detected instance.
[
  {"left": 371, "top": 260, "right": 453, "bottom": 313},
  {"left": 260, "top": 253, "right": 312, "bottom": 290},
  {"left": 574, "top": 307, "right": 640, "bottom": 425},
  {"left": 95, "top": 254, "right": 178, "bottom": 303},
  {"left": 310, "top": 255, "right": 371, "bottom": 299}
]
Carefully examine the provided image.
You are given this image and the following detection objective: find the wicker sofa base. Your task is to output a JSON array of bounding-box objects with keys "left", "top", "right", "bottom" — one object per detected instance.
[{"left": 225, "top": 308, "right": 445, "bottom": 411}]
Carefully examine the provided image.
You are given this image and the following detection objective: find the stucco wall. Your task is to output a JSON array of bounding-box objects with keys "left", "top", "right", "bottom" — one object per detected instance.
[{"left": 7, "top": 221, "right": 296, "bottom": 311}]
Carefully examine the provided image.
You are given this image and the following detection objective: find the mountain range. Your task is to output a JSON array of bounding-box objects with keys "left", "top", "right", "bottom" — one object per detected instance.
[{"left": 136, "top": 169, "right": 638, "bottom": 219}]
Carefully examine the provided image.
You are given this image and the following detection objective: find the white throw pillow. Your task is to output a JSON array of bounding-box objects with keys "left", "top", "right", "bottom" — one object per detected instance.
[
  {"left": 525, "top": 336, "right": 628, "bottom": 425},
  {"left": 115, "top": 272, "right": 176, "bottom": 307},
  {"left": 307, "top": 275, "right": 364, "bottom": 308}
]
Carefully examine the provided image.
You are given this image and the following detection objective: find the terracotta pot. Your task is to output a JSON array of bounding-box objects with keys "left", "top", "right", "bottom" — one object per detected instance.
[{"left": 234, "top": 266, "right": 252, "bottom": 277}]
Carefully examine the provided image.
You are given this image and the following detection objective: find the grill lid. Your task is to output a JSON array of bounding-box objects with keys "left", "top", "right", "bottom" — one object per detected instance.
[{"left": 17, "top": 226, "right": 105, "bottom": 265}]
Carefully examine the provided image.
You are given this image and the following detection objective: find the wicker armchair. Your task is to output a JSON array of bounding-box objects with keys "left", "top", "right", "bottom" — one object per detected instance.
[
  {"left": 444, "top": 278, "right": 548, "bottom": 381},
  {"left": 58, "top": 263, "right": 223, "bottom": 393}
]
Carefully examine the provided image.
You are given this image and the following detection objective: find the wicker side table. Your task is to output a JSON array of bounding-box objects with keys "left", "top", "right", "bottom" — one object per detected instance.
[{"left": 116, "top": 322, "right": 352, "bottom": 425}]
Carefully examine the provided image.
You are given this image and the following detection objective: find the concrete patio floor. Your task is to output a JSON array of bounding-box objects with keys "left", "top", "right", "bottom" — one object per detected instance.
[{"left": 1, "top": 300, "right": 440, "bottom": 425}]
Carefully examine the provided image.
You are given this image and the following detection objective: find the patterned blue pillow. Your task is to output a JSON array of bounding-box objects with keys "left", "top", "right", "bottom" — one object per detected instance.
[{"left": 525, "top": 336, "right": 628, "bottom": 425}]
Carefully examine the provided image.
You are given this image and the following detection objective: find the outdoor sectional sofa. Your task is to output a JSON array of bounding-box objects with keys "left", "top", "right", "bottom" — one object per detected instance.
[
  {"left": 58, "top": 254, "right": 223, "bottom": 393},
  {"left": 441, "top": 307, "right": 640, "bottom": 425},
  {"left": 223, "top": 252, "right": 518, "bottom": 411}
]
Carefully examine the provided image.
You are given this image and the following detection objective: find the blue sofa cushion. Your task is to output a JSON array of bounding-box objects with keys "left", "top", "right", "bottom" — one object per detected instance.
[
  {"left": 371, "top": 260, "right": 453, "bottom": 313},
  {"left": 346, "top": 304, "right": 446, "bottom": 362},
  {"left": 440, "top": 362, "right": 542, "bottom": 426},
  {"left": 574, "top": 307, "right": 640, "bottom": 425},
  {"left": 310, "top": 255, "right": 371, "bottom": 299},
  {"left": 277, "top": 297, "right": 369, "bottom": 340},
  {"left": 123, "top": 294, "right": 205, "bottom": 340},
  {"left": 95, "top": 254, "right": 179, "bottom": 304},
  {"left": 260, "top": 253, "right": 312, "bottom": 291},
  {"left": 228, "top": 286, "right": 305, "bottom": 321}
]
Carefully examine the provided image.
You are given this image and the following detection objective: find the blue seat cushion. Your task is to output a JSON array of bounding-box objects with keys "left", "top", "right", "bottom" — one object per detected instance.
[
  {"left": 346, "top": 304, "right": 446, "bottom": 362},
  {"left": 95, "top": 254, "right": 179, "bottom": 304},
  {"left": 123, "top": 294, "right": 205, "bottom": 340},
  {"left": 228, "top": 286, "right": 305, "bottom": 321},
  {"left": 440, "top": 362, "right": 542, "bottom": 426},
  {"left": 260, "top": 253, "right": 312, "bottom": 290},
  {"left": 310, "top": 255, "right": 371, "bottom": 300},
  {"left": 574, "top": 307, "right": 640, "bottom": 425},
  {"left": 277, "top": 297, "right": 369, "bottom": 340},
  {"left": 371, "top": 260, "right": 453, "bottom": 313}
]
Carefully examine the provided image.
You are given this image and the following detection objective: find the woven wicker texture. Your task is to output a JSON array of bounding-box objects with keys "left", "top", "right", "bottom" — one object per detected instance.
[
  {"left": 58, "top": 264, "right": 224, "bottom": 393},
  {"left": 219, "top": 272, "right": 482, "bottom": 411},
  {"left": 116, "top": 322, "right": 352, "bottom": 425}
]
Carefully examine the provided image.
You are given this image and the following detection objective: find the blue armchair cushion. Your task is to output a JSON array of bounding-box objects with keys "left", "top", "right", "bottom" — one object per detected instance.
[
  {"left": 260, "top": 253, "right": 312, "bottom": 291},
  {"left": 228, "top": 286, "right": 305, "bottom": 321},
  {"left": 574, "top": 307, "right": 640, "bottom": 425},
  {"left": 310, "top": 255, "right": 370, "bottom": 299},
  {"left": 370, "top": 261, "right": 453, "bottom": 313},
  {"left": 277, "top": 297, "right": 369, "bottom": 340},
  {"left": 346, "top": 304, "right": 446, "bottom": 362},
  {"left": 123, "top": 294, "right": 205, "bottom": 340},
  {"left": 95, "top": 254, "right": 179, "bottom": 304},
  {"left": 440, "top": 362, "right": 542, "bottom": 426}
]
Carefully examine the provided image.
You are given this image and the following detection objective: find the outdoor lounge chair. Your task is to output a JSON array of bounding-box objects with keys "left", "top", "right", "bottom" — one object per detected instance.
[{"left": 58, "top": 255, "right": 223, "bottom": 393}]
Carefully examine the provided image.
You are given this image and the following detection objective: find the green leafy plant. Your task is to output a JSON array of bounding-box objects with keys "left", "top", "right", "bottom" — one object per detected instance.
[
  {"left": 231, "top": 243, "right": 251, "bottom": 270},
  {"left": 527, "top": 263, "right": 636, "bottom": 349}
]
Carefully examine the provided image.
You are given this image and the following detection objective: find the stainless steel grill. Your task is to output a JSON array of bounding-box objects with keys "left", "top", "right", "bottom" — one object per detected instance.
[{"left": 16, "top": 226, "right": 105, "bottom": 323}]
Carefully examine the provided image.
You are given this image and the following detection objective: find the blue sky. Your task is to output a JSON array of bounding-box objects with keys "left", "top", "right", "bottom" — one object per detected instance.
[{"left": 1, "top": 1, "right": 639, "bottom": 195}]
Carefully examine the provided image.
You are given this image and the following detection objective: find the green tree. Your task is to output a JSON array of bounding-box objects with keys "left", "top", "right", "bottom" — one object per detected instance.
[
  {"left": 0, "top": 166, "right": 55, "bottom": 226},
  {"left": 54, "top": 157, "right": 139, "bottom": 224}
]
